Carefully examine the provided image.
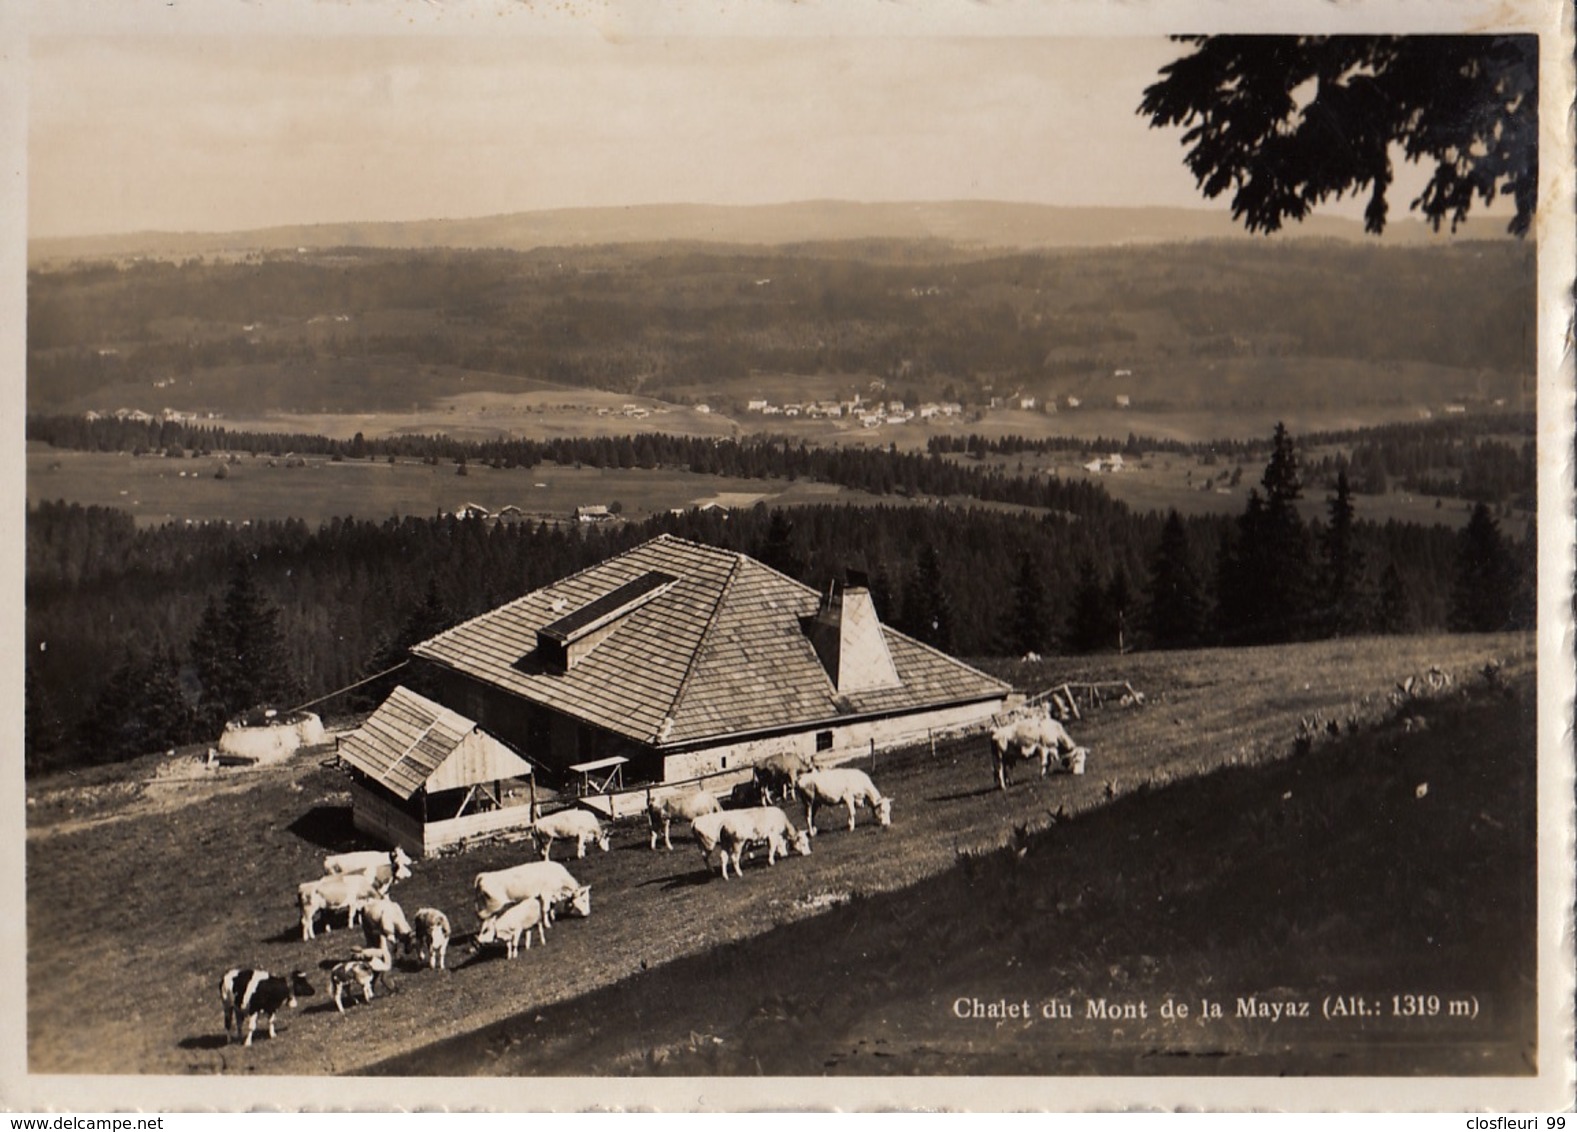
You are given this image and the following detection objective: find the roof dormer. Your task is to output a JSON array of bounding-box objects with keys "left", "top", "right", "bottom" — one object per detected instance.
[{"left": 536, "top": 570, "right": 678, "bottom": 673}]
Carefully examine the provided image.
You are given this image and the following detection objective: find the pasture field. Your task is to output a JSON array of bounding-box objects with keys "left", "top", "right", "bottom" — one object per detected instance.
[
  {"left": 25, "top": 632, "right": 1533, "bottom": 1076},
  {"left": 26, "top": 445, "right": 903, "bottom": 529}
]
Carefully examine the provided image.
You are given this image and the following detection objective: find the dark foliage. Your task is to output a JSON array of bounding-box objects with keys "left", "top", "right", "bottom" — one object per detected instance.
[
  {"left": 1449, "top": 503, "right": 1520, "bottom": 632},
  {"left": 1140, "top": 35, "right": 1537, "bottom": 236},
  {"left": 1143, "top": 509, "right": 1207, "bottom": 649}
]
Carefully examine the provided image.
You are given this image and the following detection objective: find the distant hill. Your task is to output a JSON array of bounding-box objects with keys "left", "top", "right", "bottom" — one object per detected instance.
[{"left": 27, "top": 200, "right": 1472, "bottom": 265}]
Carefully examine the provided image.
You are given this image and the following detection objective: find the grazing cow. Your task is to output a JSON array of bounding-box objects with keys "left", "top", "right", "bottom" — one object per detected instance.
[
  {"left": 796, "top": 768, "right": 893, "bottom": 835},
  {"left": 752, "top": 751, "right": 816, "bottom": 805},
  {"left": 695, "top": 807, "right": 812, "bottom": 879},
  {"left": 297, "top": 872, "right": 389, "bottom": 940},
  {"left": 646, "top": 788, "right": 722, "bottom": 851},
  {"left": 990, "top": 713, "right": 1083, "bottom": 791},
  {"left": 473, "top": 860, "right": 592, "bottom": 926},
  {"left": 220, "top": 968, "right": 314, "bottom": 1046},
  {"left": 359, "top": 896, "right": 415, "bottom": 955},
  {"left": 330, "top": 944, "right": 393, "bottom": 1013},
  {"left": 475, "top": 895, "right": 548, "bottom": 959},
  {"left": 411, "top": 908, "right": 452, "bottom": 971},
  {"left": 533, "top": 808, "right": 611, "bottom": 860},
  {"left": 324, "top": 847, "right": 414, "bottom": 884}
]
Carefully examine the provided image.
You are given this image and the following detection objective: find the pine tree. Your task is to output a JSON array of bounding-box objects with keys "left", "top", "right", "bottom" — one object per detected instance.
[
  {"left": 1145, "top": 509, "right": 1206, "bottom": 649},
  {"left": 190, "top": 558, "right": 299, "bottom": 721},
  {"left": 1065, "top": 557, "right": 1110, "bottom": 654},
  {"left": 1107, "top": 568, "right": 1133, "bottom": 654},
  {"left": 25, "top": 665, "right": 66, "bottom": 775},
  {"left": 78, "top": 647, "right": 195, "bottom": 764},
  {"left": 1319, "top": 469, "right": 1368, "bottom": 634},
  {"left": 1378, "top": 561, "right": 1414, "bottom": 634},
  {"left": 1006, "top": 549, "right": 1053, "bottom": 657},
  {"left": 356, "top": 578, "right": 455, "bottom": 708},
  {"left": 1449, "top": 503, "right": 1517, "bottom": 631},
  {"left": 904, "top": 542, "right": 954, "bottom": 652},
  {"left": 1217, "top": 424, "right": 1316, "bottom": 643}
]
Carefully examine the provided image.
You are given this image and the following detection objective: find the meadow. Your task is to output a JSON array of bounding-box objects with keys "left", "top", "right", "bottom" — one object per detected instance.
[
  {"left": 26, "top": 444, "right": 900, "bottom": 529},
  {"left": 25, "top": 631, "right": 1533, "bottom": 1076}
]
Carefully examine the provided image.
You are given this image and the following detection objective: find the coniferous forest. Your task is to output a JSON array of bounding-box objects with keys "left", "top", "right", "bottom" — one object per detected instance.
[{"left": 24, "top": 424, "right": 1534, "bottom": 776}]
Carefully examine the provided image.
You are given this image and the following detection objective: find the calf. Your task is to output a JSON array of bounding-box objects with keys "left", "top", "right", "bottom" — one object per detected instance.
[
  {"left": 475, "top": 895, "right": 548, "bottom": 959},
  {"left": 796, "top": 768, "right": 893, "bottom": 835},
  {"left": 411, "top": 908, "right": 452, "bottom": 971},
  {"left": 298, "top": 872, "right": 389, "bottom": 941},
  {"left": 646, "top": 788, "right": 722, "bottom": 851},
  {"left": 533, "top": 808, "right": 611, "bottom": 860},
  {"left": 330, "top": 944, "right": 393, "bottom": 1013},
  {"left": 752, "top": 751, "right": 815, "bottom": 805},
  {"left": 220, "top": 968, "right": 314, "bottom": 1046}
]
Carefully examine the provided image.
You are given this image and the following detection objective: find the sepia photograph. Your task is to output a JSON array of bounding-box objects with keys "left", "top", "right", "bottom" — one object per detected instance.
[{"left": 3, "top": 0, "right": 1572, "bottom": 1114}]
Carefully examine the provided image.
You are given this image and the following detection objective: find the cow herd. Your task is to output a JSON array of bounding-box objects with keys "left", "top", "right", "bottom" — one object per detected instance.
[{"left": 217, "top": 707, "right": 1085, "bottom": 1048}]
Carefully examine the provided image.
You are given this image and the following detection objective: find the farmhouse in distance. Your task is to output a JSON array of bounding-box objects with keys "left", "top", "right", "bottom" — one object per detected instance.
[{"left": 404, "top": 534, "right": 1010, "bottom": 798}]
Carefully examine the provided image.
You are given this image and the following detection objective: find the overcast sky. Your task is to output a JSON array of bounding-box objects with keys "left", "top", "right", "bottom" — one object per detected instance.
[{"left": 27, "top": 35, "right": 1243, "bottom": 239}]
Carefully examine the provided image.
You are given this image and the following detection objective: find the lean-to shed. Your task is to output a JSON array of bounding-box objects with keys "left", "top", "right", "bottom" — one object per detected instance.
[{"left": 338, "top": 684, "right": 536, "bottom": 858}]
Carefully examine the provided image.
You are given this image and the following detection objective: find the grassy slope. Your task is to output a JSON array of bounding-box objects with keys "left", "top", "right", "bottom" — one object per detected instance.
[
  {"left": 25, "top": 633, "right": 1534, "bottom": 1076},
  {"left": 379, "top": 665, "right": 1536, "bottom": 1078}
]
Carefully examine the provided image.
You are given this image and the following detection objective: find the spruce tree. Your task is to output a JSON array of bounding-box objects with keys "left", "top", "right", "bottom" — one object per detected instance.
[
  {"left": 1449, "top": 503, "right": 1517, "bottom": 632},
  {"left": 1218, "top": 424, "right": 1316, "bottom": 643},
  {"left": 190, "top": 558, "right": 299, "bottom": 721},
  {"left": 1145, "top": 509, "right": 1206, "bottom": 649},
  {"left": 1006, "top": 549, "right": 1053, "bottom": 657},
  {"left": 904, "top": 542, "right": 954, "bottom": 652},
  {"left": 1066, "top": 557, "right": 1110, "bottom": 654},
  {"left": 1319, "top": 469, "right": 1368, "bottom": 635},
  {"left": 1378, "top": 561, "right": 1414, "bottom": 635}
]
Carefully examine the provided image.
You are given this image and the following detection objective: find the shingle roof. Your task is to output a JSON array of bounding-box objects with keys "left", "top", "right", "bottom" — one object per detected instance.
[
  {"left": 412, "top": 534, "right": 1010, "bottom": 748},
  {"left": 339, "top": 685, "right": 528, "bottom": 799}
]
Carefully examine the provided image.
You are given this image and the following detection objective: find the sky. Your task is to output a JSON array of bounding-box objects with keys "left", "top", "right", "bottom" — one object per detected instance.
[{"left": 28, "top": 34, "right": 1234, "bottom": 239}]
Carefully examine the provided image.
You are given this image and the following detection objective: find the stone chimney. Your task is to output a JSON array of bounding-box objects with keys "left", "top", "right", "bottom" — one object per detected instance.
[{"left": 806, "top": 574, "right": 901, "bottom": 693}]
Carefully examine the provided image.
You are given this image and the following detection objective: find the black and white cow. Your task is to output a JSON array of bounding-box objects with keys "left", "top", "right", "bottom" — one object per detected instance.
[{"left": 220, "top": 968, "right": 315, "bottom": 1046}]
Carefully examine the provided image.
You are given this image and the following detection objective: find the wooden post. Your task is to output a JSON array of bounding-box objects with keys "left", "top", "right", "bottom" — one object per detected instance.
[{"left": 869, "top": 737, "right": 876, "bottom": 773}]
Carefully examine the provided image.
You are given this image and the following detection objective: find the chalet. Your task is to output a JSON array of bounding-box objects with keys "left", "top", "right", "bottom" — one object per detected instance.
[
  {"left": 337, "top": 685, "right": 537, "bottom": 858},
  {"left": 411, "top": 535, "right": 1009, "bottom": 786},
  {"left": 575, "top": 505, "right": 613, "bottom": 523}
]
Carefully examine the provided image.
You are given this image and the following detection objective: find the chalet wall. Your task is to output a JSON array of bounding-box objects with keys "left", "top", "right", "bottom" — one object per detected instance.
[{"left": 660, "top": 696, "right": 1003, "bottom": 782}]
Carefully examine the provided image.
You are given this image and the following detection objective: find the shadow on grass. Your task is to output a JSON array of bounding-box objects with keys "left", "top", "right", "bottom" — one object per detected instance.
[
  {"left": 286, "top": 805, "right": 357, "bottom": 851},
  {"left": 177, "top": 1034, "right": 230, "bottom": 1052},
  {"left": 926, "top": 786, "right": 1000, "bottom": 803}
]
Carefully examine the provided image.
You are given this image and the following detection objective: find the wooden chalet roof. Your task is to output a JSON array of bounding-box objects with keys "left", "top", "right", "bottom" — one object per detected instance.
[
  {"left": 412, "top": 534, "right": 1010, "bottom": 749},
  {"left": 339, "top": 685, "right": 531, "bottom": 799}
]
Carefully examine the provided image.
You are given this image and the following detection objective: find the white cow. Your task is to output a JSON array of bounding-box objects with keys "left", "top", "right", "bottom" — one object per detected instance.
[
  {"left": 411, "top": 908, "right": 452, "bottom": 971},
  {"left": 323, "top": 847, "right": 414, "bottom": 883},
  {"left": 359, "top": 896, "right": 415, "bottom": 955},
  {"left": 475, "top": 895, "right": 548, "bottom": 959},
  {"left": 694, "top": 807, "right": 812, "bottom": 879},
  {"left": 298, "top": 872, "right": 389, "bottom": 941},
  {"left": 796, "top": 768, "right": 893, "bottom": 835},
  {"left": 533, "top": 809, "right": 611, "bottom": 860},
  {"left": 473, "top": 860, "right": 592, "bottom": 926},
  {"left": 990, "top": 712, "right": 1084, "bottom": 791},
  {"left": 646, "top": 788, "right": 723, "bottom": 851}
]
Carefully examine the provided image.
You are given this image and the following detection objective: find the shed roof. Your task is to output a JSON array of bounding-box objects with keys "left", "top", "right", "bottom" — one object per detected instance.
[
  {"left": 413, "top": 535, "right": 1010, "bottom": 749},
  {"left": 339, "top": 685, "right": 531, "bottom": 800}
]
